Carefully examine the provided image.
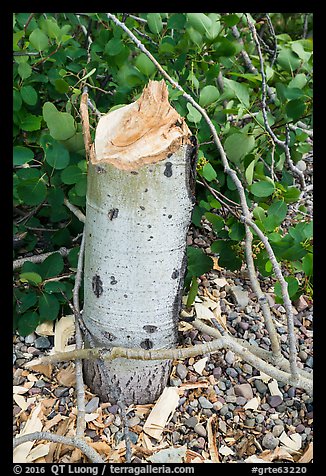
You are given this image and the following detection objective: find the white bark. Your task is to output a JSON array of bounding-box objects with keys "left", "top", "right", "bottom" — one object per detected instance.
[{"left": 82, "top": 81, "right": 196, "bottom": 404}]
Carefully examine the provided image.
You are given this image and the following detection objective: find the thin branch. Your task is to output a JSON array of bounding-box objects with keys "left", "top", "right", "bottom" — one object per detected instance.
[
  {"left": 64, "top": 197, "right": 86, "bottom": 223},
  {"left": 265, "top": 14, "right": 278, "bottom": 66},
  {"left": 80, "top": 88, "right": 92, "bottom": 162},
  {"left": 25, "top": 321, "right": 312, "bottom": 394},
  {"left": 13, "top": 247, "right": 71, "bottom": 271},
  {"left": 302, "top": 14, "right": 309, "bottom": 39},
  {"left": 13, "top": 432, "right": 104, "bottom": 463},
  {"left": 245, "top": 15, "right": 306, "bottom": 190}
]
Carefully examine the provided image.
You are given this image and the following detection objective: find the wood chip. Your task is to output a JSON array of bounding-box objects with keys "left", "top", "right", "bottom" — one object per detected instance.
[
  {"left": 13, "top": 402, "right": 43, "bottom": 463},
  {"left": 219, "top": 445, "right": 234, "bottom": 456},
  {"left": 207, "top": 415, "right": 220, "bottom": 463},
  {"left": 13, "top": 382, "right": 34, "bottom": 395},
  {"left": 148, "top": 446, "right": 187, "bottom": 463},
  {"left": 53, "top": 315, "right": 75, "bottom": 353},
  {"left": 193, "top": 357, "right": 208, "bottom": 375},
  {"left": 13, "top": 394, "right": 29, "bottom": 411},
  {"left": 279, "top": 431, "right": 302, "bottom": 452},
  {"left": 35, "top": 321, "right": 54, "bottom": 336},
  {"left": 268, "top": 379, "right": 283, "bottom": 397},
  {"left": 194, "top": 302, "right": 215, "bottom": 322},
  {"left": 298, "top": 442, "right": 313, "bottom": 463},
  {"left": 143, "top": 387, "right": 179, "bottom": 441},
  {"left": 244, "top": 397, "right": 261, "bottom": 411},
  {"left": 56, "top": 363, "right": 76, "bottom": 387},
  {"left": 213, "top": 278, "right": 228, "bottom": 288},
  {"left": 26, "top": 444, "right": 50, "bottom": 462}
]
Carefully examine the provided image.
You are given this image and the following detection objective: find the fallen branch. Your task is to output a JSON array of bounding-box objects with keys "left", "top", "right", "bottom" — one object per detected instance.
[
  {"left": 13, "top": 432, "right": 104, "bottom": 463},
  {"left": 63, "top": 197, "right": 86, "bottom": 223},
  {"left": 13, "top": 247, "right": 71, "bottom": 271}
]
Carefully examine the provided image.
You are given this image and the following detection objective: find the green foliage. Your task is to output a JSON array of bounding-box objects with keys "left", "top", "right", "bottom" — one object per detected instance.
[{"left": 13, "top": 12, "right": 313, "bottom": 336}]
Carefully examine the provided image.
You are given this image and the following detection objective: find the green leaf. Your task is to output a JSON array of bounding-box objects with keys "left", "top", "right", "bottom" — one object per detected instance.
[
  {"left": 274, "top": 276, "right": 299, "bottom": 302},
  {"left": 135, "top": 53, "right": 156, "bottom": 76},
  {"left": 229, "top": 221, "right": 245, "bottom": 241},
  {"left": 199, "top": 85, "right": 220, "bottom": 107},
  {"left": 61, "top": 165, "right": 85, "bottom": 184},
  {"left": 20, "top": 114, "right": 42, "bottom": 132},
  {"left": 201, "top": 162, "right": 217, "bottom": 181},
  {"left": 186, "top": 276, "right": 199, "bottom": 307},
  {"left": 41, "top": 135, "right": 70, "bottom": 170},
  {"left": 19, "top": 272, "right": 43, "bottom": 285},
  {"left": 39, "top": 293, "right": 60, "bottom": 321},
  {"left": 43, "top": 102, "right": 76, "bottom": 141},
  {"left": 17, "top": 179, "right": 47, "bottom": 205},
  {"left": 187, "top": 246, "right": 213, "bottom": 277},
  {"left": 55, "top": 78, "right": 70, "bottom": 94},
  {"left": 186, "top": 103, "right": 202, "bottom": 123},
  {"left": 253, "top": 206, "right": 266, "bottom": 221},
  {"left": 13, "top": 90, "right": 22, "bottom": 111},
  {"left": 15, "top": 290, "right": 38, "bottom": 314},
  {"left": 211, "top": 240, "right": 242, "bottom": 271},
  {"left": 187, "top": 13, "right": 212, "bottom": 35},
  {"left": 205, "top": 212, "right": 224, "bottom": 233},
  {"left": 283, "top": 186, "right": 301, "bottom": 203},
  {"left": 13, "top": 146, "right": 34, "bottom": 166},
  {"left": 267, "top": 200, "right": 287, "bottom": 223},
  {"left": 288, "top": 73, "right": 307, "bottom": 89},
  {"left": 29, "top": 28, "right": 49, "bottom": 51},
  {"left": 245, "top": 159, "right": 256, "bottom": 185},
  {"left": 147, "top": 13, "right": 163, "bottom": 34},
  {"left": 39, "top": 253, "right": 64, "bottom": 279},
  {"left": 277, "top": 47, "right": 301, "bottom": 72},
  {"left": 18, "top": 62, "right": 32, "bottom": 79},
  {"left": 302, "top": 253, "right": 313, "bottom": 276},
  {"left": 286, "top": 99, "right": 306, "bottom": 122},
  {"left": 224, "top": 133, "right": 255, "bottom": 163},
  {"left": 223, "top": 78, "right": 249, "bottom": 107},
  {"left": 44, "top": 281, "right": 66, "bottom": 294},
  {"left": 17, "top": 311, "right": 40, "bottom": 336},
  {"left": 250, "top": 181, "right": 275, "bottom": 197},
  {"left": 20, "top": 85, "right": 38, "bottom": 106}
]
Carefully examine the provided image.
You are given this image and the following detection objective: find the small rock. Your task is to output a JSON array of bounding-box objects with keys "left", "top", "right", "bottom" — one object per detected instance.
[
  {"left": 288, "top": 387, "right": 296, "bottom": 398},
  {"left": 220, "top": 405, "right": 229, "bottom": 416},
  {"left": 298, "top": 350, "right": 308, "bottom": 362},
  {"left": 109, "top": 424, "right": 119, "bottom": 434},
  {"left": 213, "top": 367, "right": 222, "bottom": 379},
  {"left": 128, "top": 431, "right": 138, "bottom": 444},
  {"left": 262, "top": 432, "right": 279, "bottom": 450},
  {"left": 229, "top": 286, "right": 249, "bottom": 309},
  {"left": 170, "top": 377, "right": 182, "bottom": 387},
  {"left": 85, "top": 397, "right": 100, "bottom": 413},
  {"left": 234, "top": 383, "right": 253, "bottom": 400},
  {"left": 244, "top": 418, "right": 256, "bottom": 427},
  {"left": 225, "top": 350, "right": 235, "bottom": 365},
  {"left": 272, "top": 424, "right": 284, "bottom": 438},
  {"left": 213, "top": 401, "right": 223, "bottom": 411},
  {"left": 34, "top": 336, "right": 51, "bottom": 349},
  {"left": 296, "top": 424, "right": 305, "bottom": 433},
  {"left": 176, "top": 363, "right": 188, "bottom": 380},
  {"left": 35, "top": 379, "right": 46, "bottom": 388},
  {"left": 267, "top": 395, "right": 283, "bottom": 408},
  {"left": 228, "top": 312, "right": 238, "bottom": 321},
  {"left": 172, "top": 431, "right": 181, "bottom": 444},
  {"left": 54, "top": 387, "right": 69, "bottom": 398},
  {"left": 238, "top": 321, "right": 249, "bottom": 331},
  {"left": 276, "top": 404, "right": 287, "bottom": 413},
  {"left": 242, "top": 364, "right": 253, "bottom": 375},
  {"left": 24, "top": 333, "right": 36, "bottom": 345},
  {"left": 108, "top": 405, "right": 119, "bottom": 414},
  {"left": 236, "top": 396, "right": 247, "bottom": 406},
  {"left": 256, "top": 414, "right": 265, "bottom": 424},
  {"left": 114, "top": 415, "right": 122, "bottom": 426},
  {"left": 194, "top": 437, "right": 206, "bottom": 449},
  {"left": 225, "top": 395, "right": 237, "bottom": 403},
  {"left": 128, "top": 416, "right": 140, "bottom": 427},
  {"left": 226, "top": 367, "right": 238, "bottom": 378},
  {"left": 198, "top": 396, "right": 213, "bottom": 409},
  {"left": 294, "top": 295, "right": 309, "bottom": 311},
  {"left": 185, "top": 416, "right": 198, "bottom": 428},
  {"left": 194, "top": 423, "right": 207, "bottom": 437},
  {"left": 305, "top": 356, "right": 313, "bottom": 368},
  {"left": 296, "top": 160, "right": 306, "bottom": 172},
  {"left": 218, "top": 381, "right": 226, "bottom": 391}
]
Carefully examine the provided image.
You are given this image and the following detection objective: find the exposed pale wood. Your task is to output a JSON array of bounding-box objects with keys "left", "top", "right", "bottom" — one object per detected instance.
[
  {"left": 143, "top": 387, "right": 179, "bottom": 440},
  {"left": 94, "top": 80, "right": 191, "bottom": 170},
  {"left": 207, "top": 415, "right": 220, "bottom": 463}
]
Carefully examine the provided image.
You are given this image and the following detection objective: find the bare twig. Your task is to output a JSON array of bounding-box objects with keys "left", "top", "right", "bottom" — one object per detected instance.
[
  {"left": 246, "top": 15, "right": 306, "bottom": 190},
  {"left": 13, "top": 432, "right": 104, "bottom": 463},
  {"left": 63, "top": 197, "right": 86, "bottom": 223},
  {"left": 13, "top": 247, "right": 71, "bottom": 271},
  {"left": 303, "top": 13, "right": 309, "bottom": 39},
  {"left": 265, "top": 14, "right": 278, "bottom": 66}
]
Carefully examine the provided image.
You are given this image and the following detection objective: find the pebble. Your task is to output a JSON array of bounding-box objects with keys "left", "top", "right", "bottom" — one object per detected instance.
[
  {"left": 276, "top": 404, "right": 287, "bottom": 413},
  {"left": 34, "top": 336, "right": 51, "bottom": 349},
  {"left": 35, "top": 379, "right": 46, "bottom": 388},
  {"left": 176, "top": 363, "right": 188, "bottom": 380},
  {"left": 225, "top": 350, "right": 235, "bottom": 365},
  {"left": 256, "top": 414, "right": 265, "bottom": 424},
  {"left": 244, "top": 418, "right": 256, "bottom": 427},
  {"left": 172, "top": 431, "right": 181, "bottom": 444},
  {"left": 228, "top": 312, "right": 238, "bottom": 321},
  {"left": 54, "top": 387, "right": 69, "bottom": 398},
  {"left": 296, "top": 424, "right": 306, "bottom": 433},
  {"left": 220, "top": 405, "right": 229, "bottom": 416},
  {"left": 213, "top": 401, "right": 223, "bottom": 411},
  {"left": 109, "top": 424, "right": 119, "bottom": 434},
  {"left": 194, "top": 437, "right": 206, "bottom": 449},
  {"left": 262, "top": 432, "right": 279, "bottom": 450},
  {"left": 85, "top": 397, "right": 99, "bottom": 413},
  {"left": 213, "top": 367, "right": 222, "bottom": 379},
  {"left": 298, "top": 350, "right": 308, "bottom": 362},
  {"left": 305, "top": 356, "right": 313, "bottom": 368},
  {"left": 170, "top": 377, "right": 182, "bottom": 387},
  {"left": 272, "top": 424, "right": 284, "bottom": 437},
  {"left": 268, "top": 395, "right": 283, "bottom": 408},
  {"left": 288, "top": 387, "right": 296, "bottom": 398},
  {"left": 108, "top": 405, "right": 119, "bottom": 414},
  {"left": 254, "top": 380, "right": 268, "bottom": 395},
  {"left": 236, "top": 396, "right": 247, "bottom": 406},
  {"left": 226, "top": 368, "right": 238, "bottom": 378},
  {"left": 238, "top": 321, "right": 249, "bottom": 331},
  {"left": 198, "top": 396, "right": 213, "bottom": 409},
  {"left": 185, "top": 416, "right": 198, "bottom": 428},
  {"left": 234, "top": 383, "right": 253, "bottom": 400},
  {"left": 242, "top": 364, "right": 252, "bottom": 374},
  {"left": 24, "top": 333, "right": 36, "bottom": 345},
  {"left": 194, "top": 423, "right": 207, "bottom": 437},
  {"left": 128, "top": 431, "right": 138, "bottom": 444},
  {"left": 218, "top": 381, "right": 226, "bottom": 391},
  {"left": 114, "top": 415, "right": 122, "bottom": 426}
]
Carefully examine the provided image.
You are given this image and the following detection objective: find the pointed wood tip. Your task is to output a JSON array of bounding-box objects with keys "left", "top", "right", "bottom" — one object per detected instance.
[{"left": 93, "top": 80, "right": 191, "bottom": 170}]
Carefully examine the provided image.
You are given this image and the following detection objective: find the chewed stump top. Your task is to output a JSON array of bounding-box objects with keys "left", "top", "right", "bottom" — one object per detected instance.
[{"left": 93, "top": 80, "right": 192, "bottom": 171}]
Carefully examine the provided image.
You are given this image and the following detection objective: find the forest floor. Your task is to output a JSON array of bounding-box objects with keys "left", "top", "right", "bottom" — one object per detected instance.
[{"left": 13, "top": 156, "right": 313, "bottom": 464}]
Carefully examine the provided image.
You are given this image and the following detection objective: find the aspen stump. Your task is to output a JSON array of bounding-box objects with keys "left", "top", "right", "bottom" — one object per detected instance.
[{"left": 82, "top": 80, "right": 197, "bottom": 404}]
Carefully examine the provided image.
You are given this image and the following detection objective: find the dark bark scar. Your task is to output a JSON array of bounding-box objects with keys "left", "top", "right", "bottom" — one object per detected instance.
[
  {"left": 164, "top": 162, "right": 173, "bottom": 177},
  {"left": 92, "top": 274, "right": 103, "bottom": 298}
]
